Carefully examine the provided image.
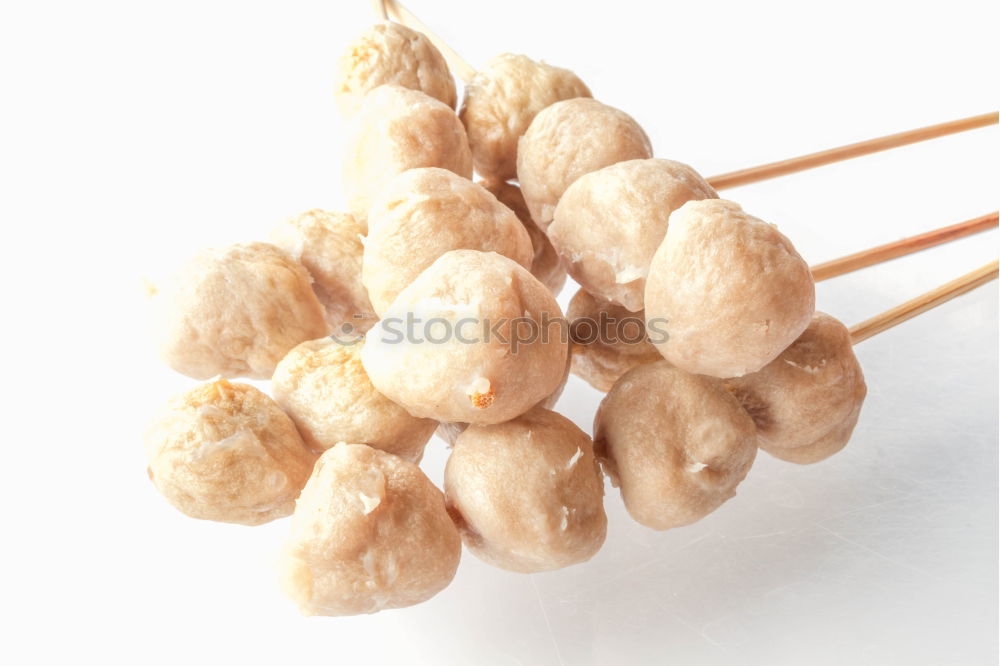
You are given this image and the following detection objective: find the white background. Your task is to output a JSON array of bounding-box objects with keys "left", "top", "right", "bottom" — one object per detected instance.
[{"left": 1, "top": 0, "right": 997, "bottom": 664}]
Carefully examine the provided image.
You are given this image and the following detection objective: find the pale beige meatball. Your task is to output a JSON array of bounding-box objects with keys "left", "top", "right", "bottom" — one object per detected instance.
[
  {"left": 594, "top": 361, "right": 758, "bottom": 530},
  {"left": 280, "top": 444, "right": 461, "bottom": 616},
  {"left": 445, "top": 407, "right": 606, "bottom": 572},
  {"left": 644, "top": 199, "right": 815, "bottom": 378},
  {"left": 433, "top": 343, "right": 573, "bottom": 446},
  {"left": 363, "top": 168, "right": 533, "bottom": 314},
  {"left": 269, "top": 209, "right": 375, "bottom": 334},
  {"left": 460, "top": 53, "right": 591, "bottom": 181},
  {"left": 272, "top": 338, "right": 438, "bottom": 462},
  {"left": 334, "top": 22, "right": 456, "bottom": 117},
  {"left": 517, "top": 98, "right": 652, "bottom": 230},
  {"left": 481, "top": 179, "right": 567, "bottom": 295},
  {"left": 343, "top": 85, "right": 472, "bottom": 217},
  {"left": 361, "top": 250, "right": 569, "bottom": 425},
  {"left": 567, "top": 288, "right": 661, "bottom": 392},
  {"left": 145, "top": 380, "right": 317, "bottom": 526},
  {"left": 550, "top": 159, "right": 717, "bottom": 312},
  {"left": 725, "top": 312, "right": 867, "bottom": 464},
  {"left": 153, "top": 242, "right": 328, "bottom": 379}
]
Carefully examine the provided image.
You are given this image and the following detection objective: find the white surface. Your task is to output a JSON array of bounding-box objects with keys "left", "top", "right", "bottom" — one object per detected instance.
[{"left": 1, "top": 1, "right": 997, "bottom": 664}]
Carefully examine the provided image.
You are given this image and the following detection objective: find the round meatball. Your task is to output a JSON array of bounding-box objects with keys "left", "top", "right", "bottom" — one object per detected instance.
[
  {"left": 445, "top": 407, "right": 606, "bottom": 572},
  {"left": 272, "top": 338, "right": 438, "bottom": 462},
  {"left": 361, "top": 250, "right": 569, "bottom": 425},
  {"left": 153, "top": 242, "right": 328, "bottom": 379},
  {"left": 280, "top": 444, "right": 461, "bottom": 616},
  {"left": 460, "top": 53, "right": 591, "bottom": 181},
  {"left": 644, "top": 199, "right": 815, "bottom": 378},
  {"left": 144, "top": 380, "right": 317, "bottom": 526},
  {"left": 481, "top": 179, "right": 567, "bottom": 295},
  {"left": 725, "top": 312, "right": 867, "bottom": 464},
  {"left": 363, "top": 168, "right": 533, "bottom": 314},
  {"left": 433, "top": 342, "right": 573, "bottom": 446},
  {"left": 567, "top": 288, "right": 661, "bottom": 392},
  {"left": 343, "top": 85, "right": 472, "bottom": 218},
  {"left": 517, "top": 98, "right": 652, "bottom": 230},
  {"left": 334, "top": 22, "right": 456, "bottom": 117},
  {"left": 269, "top": 209, "right": 375, "bottom": 334},
  {"left": 594, "top": 361, "right": 758, "bottom": 530},
  {"left": 550, "top": 159, "right": 717, "bottom": 312}
]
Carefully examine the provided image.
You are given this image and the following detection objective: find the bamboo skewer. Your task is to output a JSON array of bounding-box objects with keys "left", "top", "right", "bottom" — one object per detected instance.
[
  {"left": 381, "top": 0, "right": 477, "bottom": 83},
  {"left": 811, "top": 212, "right": 999, "bottom": 282},
  {"left": 370, "top": 0, "right": 389, "bottom": 21},
  {"left": 708, "top": 112, "right": 998, "bottom": 190},
  {"left": 849, "top": 260, "right": 999, "bottom": 344}
]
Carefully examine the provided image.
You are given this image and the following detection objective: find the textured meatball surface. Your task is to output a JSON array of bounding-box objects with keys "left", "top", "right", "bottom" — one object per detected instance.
[
  {"left": 334, "top": 22, "right": 456, "bottom": 117},
  {"left": 280, "top": 444, "right": 461, "bottom": 616},
  {"left": 343, "top": 85, "right": 472, "bottom": 217},
  {"left": 726, "top": 312, "right": 867, "bottom": 464},
  {"left": 362, "top": 250, "right": 569, "bottom": 425},
  {"left": 270, "top": 209, "right": 375, "bottom": 333},
  {"left": 517, "top": 98, "right": 652, "bottom": 230},
  {"left": 445, "top": 407, "right": 606, "bottom": 572},
  {"left": 363, "top": 168, "right": 532, "bottom": 314},
  {"left": 644, "top": 199, "right": 815, "bottom": 378},
  {"left": 594, "top": 361, "right": 757, "bottom": 530},
  {"left": 460, "top": 53, "right": 590, "bottom": 181},
  {"left": 566, "top": 288, "right": 661, "bottom": 392},
  {"left": 550, "top": 159, "right": 717, "bottom": 311},
  {"left": 153, "top": 242, "right": 328, "bottom": 379},
  {"left": 145, "top": 380, "right": 317, "bottom": 526},
  {"left": 272, "top": 338, "right": 438, "bottom": 462}
]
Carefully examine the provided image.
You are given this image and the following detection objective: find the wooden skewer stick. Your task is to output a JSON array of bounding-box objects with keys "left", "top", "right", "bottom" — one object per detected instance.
[
  {"left": 812, "top": 212, "right": 999, "bottom": 282},
  {"left": 848, "top": 260, "right": 999, "bottom": 344},
  {"left": 371, "top": 0, "right": 389, "bottom": 21},
  {"left": 380, "top": 0, "right": 477, "bottom": 83},
  {"left": 708, "top": 112, "right": 998, "bottom": 190}
]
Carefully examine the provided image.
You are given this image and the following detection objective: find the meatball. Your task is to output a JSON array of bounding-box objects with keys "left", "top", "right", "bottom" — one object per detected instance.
[
  {"left": 594, "top": 361, "right": 758, "bottom": 530},
  {"left": 280, "top": 444, "right": 461, "bottom": 616},
  {"left": 343, "top": 85, "right": 472, "bottom": 218},
  {"left": 460, "top": 53, "right": 591, "bottom": 181},
  {"left": 363, "top": 168, "right": 532, "bottom": 314},
  {"left": 644, "top": 199, "right": 815, "bottom": 378},
  {"left": 725, "top": 312, "right": 867, "bottom": 464},
  {"left": 517, "top": 98, "right": 652, "bottom": 230},
  {"left": 334, "top": 22, "right": 456, "bottom": 117},
  {"left": 153, "top": 242, "right": 328, "bottom": 379},
  {"left": 445, "top": 407, "right": 607, "bottom": 572},
  {"left": 272, "top": 337, "right": 438, "bottom": 462},
  {"left": 361, "top": 250, "right": 569, "bottom": 425},
  {"left": 566, "top": 288, "right": 661, "bottom": 392},
  {"left": 269, "top": 209, "right": 375, "bottom": 334},
  {"left": 481, "top": 179, "right": 567, "bottom": 295},
  {"left": 144, "top": 380, "right": 317, "bottom": 526},
  {"left": 550, "top": 159, "right": 717, "bottom": 312}
]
